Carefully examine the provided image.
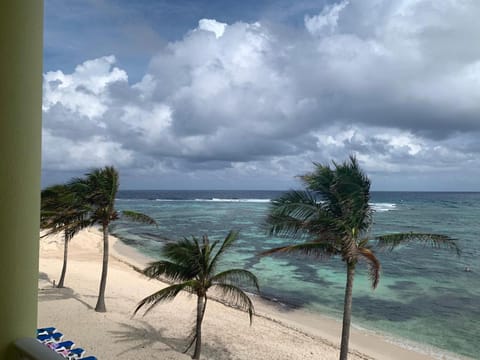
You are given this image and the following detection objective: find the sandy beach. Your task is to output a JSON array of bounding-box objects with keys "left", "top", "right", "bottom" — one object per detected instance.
[{"left": 38, "top": 228, "right": 458, "bottom": 360}]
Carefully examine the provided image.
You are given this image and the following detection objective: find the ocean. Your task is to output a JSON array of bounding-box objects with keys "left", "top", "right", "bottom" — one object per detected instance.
[{"left": 112, "top": 190, "right": 479, "bottom": 359}]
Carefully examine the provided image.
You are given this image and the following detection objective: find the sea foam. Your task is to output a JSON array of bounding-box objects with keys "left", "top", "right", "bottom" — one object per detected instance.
[
  {"left": 371, "top": 202, "right": 396, "bottom": 212},
  {"left": 154, "top": 198, "right": 271, "bottom": 203}
]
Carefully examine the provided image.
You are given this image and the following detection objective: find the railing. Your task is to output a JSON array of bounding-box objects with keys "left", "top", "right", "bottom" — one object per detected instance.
[{"left": 14, "top": 338, "right": 65, "bottom": 360}]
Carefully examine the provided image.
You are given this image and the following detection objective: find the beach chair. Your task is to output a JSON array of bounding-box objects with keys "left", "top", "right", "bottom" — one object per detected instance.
[
  {"left": 36, "top": 327, "right": 96, "bottom": 360},
  {"left": 55, "top": 348, "right": 71, "bottom": 357},
  {"left": 52, "top": 343, "right": 85, "bottom": 359},
  {"left": 37, "top": 327, "right": 57, "bottom": 335},
  {"left": 66, "top": 347, "right": 86, "bottom": 359},
  {"left": 37, "top": 332, "right": 63, "bottom": 343},
  {"left": 49, "top": 340, "right": 74, "bottom": 351}
]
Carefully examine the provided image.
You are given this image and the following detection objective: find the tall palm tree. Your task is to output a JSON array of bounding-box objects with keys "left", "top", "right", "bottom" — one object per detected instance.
[
  {"left": 263, "top": 156, "right": 458, "bottom": 360},
  {"left": 134, "top": 230, "right": 259, "bottom": 360},
  {"left": 40, "top": 184, "right": 89, "bottom": 288},
  {"left": 71, "top": 166, "right": 157, "bottom": 312}
]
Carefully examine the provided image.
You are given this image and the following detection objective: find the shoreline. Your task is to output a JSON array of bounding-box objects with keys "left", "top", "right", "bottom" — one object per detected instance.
[
  {"left": 111, "top": 231, "right": 471, "bottom": 360},
  {"left": 110, "top": 230, "right": 467, "bottom": 360},
  {"left": 38, "top": 228, "right": 468, "bottom": 359}
]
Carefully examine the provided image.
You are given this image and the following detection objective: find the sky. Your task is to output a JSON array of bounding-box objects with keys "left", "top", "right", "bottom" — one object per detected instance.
[{"left": 42, "top": 0, "right": 480, "bottom": 191}]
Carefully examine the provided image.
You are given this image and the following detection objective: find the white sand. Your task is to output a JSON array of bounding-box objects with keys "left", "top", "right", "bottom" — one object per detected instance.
[{"left": 38, "top": 228, "right": 452, "bottom": 360}]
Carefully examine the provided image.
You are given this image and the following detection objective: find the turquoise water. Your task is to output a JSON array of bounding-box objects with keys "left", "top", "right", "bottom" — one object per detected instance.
[{"left": 113, "top": 191, "right": 479, "bottom": 358}]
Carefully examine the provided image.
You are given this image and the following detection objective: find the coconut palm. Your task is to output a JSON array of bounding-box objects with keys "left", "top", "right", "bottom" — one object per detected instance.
[
  {"left": 134, "top": 230, "right": 259, "bottom": 360},
  {"left": 71, "top": 166, "right": 157, "bottom": 312},
  {"left": 40, "top": 184, "right": 89, "bottom": 288},
  {"left": 263, "top": 156, "right": 458, "bottom": 360}
]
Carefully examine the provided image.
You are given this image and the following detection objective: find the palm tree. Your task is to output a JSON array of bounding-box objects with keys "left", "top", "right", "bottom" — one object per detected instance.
[
  {"left": 263, "top": 156, "right": 458, "bottom": 360},
  {"left": 71, "top": 166, "right": 157, "bottom": 312},
  {"left": 40, "top": 184, "right": 89, "bottom": 288},
  {"left": 134, "top": 230, "right": 259, "bottom": 360}
]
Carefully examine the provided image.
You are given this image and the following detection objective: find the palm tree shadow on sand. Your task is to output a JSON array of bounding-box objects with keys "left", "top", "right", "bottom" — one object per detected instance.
[
  {"left": 110, "top": 321, "right": 234, "bottom": 359},
  {"left": 38, "top": 272, "right": 94, "bottom": 310}
]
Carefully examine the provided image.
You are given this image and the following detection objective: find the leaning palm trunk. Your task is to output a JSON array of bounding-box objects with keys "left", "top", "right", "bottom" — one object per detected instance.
[
  {"left": 340, "top": 263, "right": 355, "bottom": 360},
  {"left": 264, "top": 157, "right": 459, "bottom": 360},
  {"left": 95, "top": 224, "right": 109, "bottom": 312},
  {"left": 57, "top": 231, "right": 69, "bottom": 288},
  {"left": 192, "top": 295, "right": 206, "bottom": 359}
]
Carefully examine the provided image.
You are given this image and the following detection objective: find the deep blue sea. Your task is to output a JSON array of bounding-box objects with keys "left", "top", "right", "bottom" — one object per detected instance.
[{"left": 112, "top": 190, "right": 479, "bottom": 359}]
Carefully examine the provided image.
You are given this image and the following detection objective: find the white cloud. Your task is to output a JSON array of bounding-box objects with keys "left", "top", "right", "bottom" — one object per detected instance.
[
  {"left": 43, "top": 55, "right": 128, "bottom": 119},
  {"left": 305, "top": 0, "right": 349, "bottom": 35},
  {"left": 42, "top": 131, "right": 134, "bottom": 170},
  {"left": 197, "top": 19, "right": 227, "bottom": 38},
  {"left": 42, "top": 3, "right": 480, "bottom": 190},
  {"left": 119, "top": 104, "right": 173, "bottom": 145}
]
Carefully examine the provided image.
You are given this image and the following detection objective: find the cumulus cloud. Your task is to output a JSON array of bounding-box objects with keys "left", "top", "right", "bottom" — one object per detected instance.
[
  {"left": 197, "top": 19, "right": 227, "bottom": 38},
  {"left": 44, "top": 56, "right": 128, "bottom": 119},
  {"left": 42, "top": 1, "right": 480, "bottom": 190},
  {"left": 305, "top": 0, "right": 349, "bottom": 35}
]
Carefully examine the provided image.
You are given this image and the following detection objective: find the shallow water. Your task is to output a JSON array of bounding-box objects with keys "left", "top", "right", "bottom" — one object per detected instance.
[{"left": 113, "top": 191, "right": 479, "bottom": 358}]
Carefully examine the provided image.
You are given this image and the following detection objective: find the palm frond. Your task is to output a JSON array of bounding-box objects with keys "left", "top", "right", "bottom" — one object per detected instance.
[
  {"left": 142, "top": 260, "right": 195, "bottom": 282},
  {"left": 375, "top": 233, "right": 460, "bottom": 255},
  {"left": 357, "top": 247, "right": 380, "bottom": 289},
  {"left": 84, "top": 166, "right": 119, "bottom": 207},
  {"left": 266, "top": 213, "right": 311, "bottom": 238},
  {"left": 260, "top": 241, "right": 339, "bottom": 259},
  {"left": 159, "top": 235, "right": 218, "bottom": 281},
  {"left": 134, "top": 281, "right": 196, "bottom": 316},
  {"left": 198, "top": 235, "right": 214, "bottom": 274},
  {"left": 121, "top": 210, "right": 157, "bottom": 226},
  {"left": 40, "top": 183, "right": 91, "bottom": 239},
  {"left": 210, "top": 269, "right": 259, "bottom": 292},
  {"left": 301, "top": 156, "right": 372, "bottom": 233},
  {"left": 69, "top": 166, "right": 120, "bottom": 226},
  {"left": 357, "top": 237, "right": 370, "bottom": 248},
  {"left": 267, "top": 190, "right": 327, "bottom": 238},
  {"left": 162, "top": 238, "right": 203, "bottom": 272},
  {"left": 211, "top": 283, "right": 255, "bottom": 324},
  {"left": 301, "top": 162, "right": 335, "bottom": 197},
  {"left": 270, "top": 190, "right": 321, "bottom": 218},
  {"left": 208, "top": 230, "right": 239, "bottom": 274}
]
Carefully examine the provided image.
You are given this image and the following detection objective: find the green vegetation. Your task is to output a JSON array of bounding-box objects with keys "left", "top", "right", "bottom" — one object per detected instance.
[
  {"left": 263, "top": 156, "right": 458, "bottom": 360},
  {"left": 41, "top": 166, "right": 157, "bottom": 312},
  {"left": 40, "top": 184, "right": 89, "bottom": 288},
  {"left": 70, "top": 166, "right": 157, "bottom": 312},
  {"left": 135, "top": 230, "right": 259, "bottom": 359}
]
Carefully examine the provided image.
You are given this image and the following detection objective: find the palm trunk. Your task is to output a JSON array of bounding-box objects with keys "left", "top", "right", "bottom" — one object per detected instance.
[
  {"left": 339, "top": 262, "right": 355, "bottom": 360},
  {"left": 192, "top": 295, "right": 206, "bottom": 359},
  {"left": 95, "top": 224, "right": 109, "bottom": 312},
  {"left": 57, "top": 231, "right": 69, "bottom": 288}
]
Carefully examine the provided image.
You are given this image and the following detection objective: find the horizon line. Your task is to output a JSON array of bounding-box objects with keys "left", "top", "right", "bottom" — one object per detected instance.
[{"left": 117, "top": 189, "right": 480, "bottom": 193}]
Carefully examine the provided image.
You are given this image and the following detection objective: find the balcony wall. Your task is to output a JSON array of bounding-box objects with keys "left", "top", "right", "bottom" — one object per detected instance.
[{"left": 0, "top": 1, "right": 44, "bottom": 359}]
